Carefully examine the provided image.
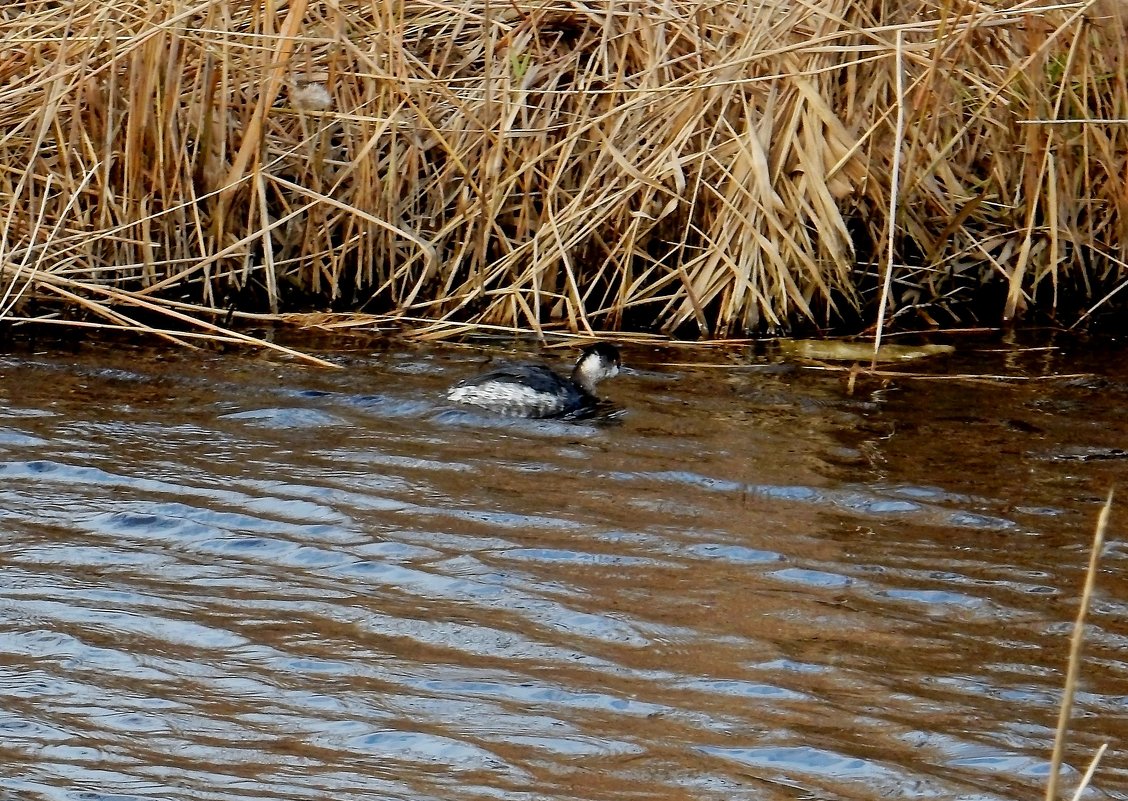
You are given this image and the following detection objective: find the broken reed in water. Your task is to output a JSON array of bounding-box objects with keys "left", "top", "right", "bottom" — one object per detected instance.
[
  {"left": 1045, "top": 491, "right": 1111, "bottom": 801},
  {"left": 1, "top": 0, "right": 1126, "bottom": 345}
]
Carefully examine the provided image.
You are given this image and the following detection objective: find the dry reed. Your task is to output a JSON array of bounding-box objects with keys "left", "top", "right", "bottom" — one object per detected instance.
[
  {"left": 1044, "top": 490, "right": 1112, "bottom": 801},
  {"left": 1, "top": 0, "right": 1126, "bottom": 345}
]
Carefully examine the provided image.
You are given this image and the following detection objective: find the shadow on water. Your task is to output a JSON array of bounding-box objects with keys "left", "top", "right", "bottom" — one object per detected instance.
[{"left": 0, "top": 338, "right": 1126, "bottom": 801}]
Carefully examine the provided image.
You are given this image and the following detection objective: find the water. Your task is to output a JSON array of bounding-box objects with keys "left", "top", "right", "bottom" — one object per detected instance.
[{"left": 1, "top": 336, "right": 1125, "bottom": 801}]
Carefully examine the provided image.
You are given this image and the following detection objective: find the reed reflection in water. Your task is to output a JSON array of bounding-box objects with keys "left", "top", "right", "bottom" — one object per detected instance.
[{"left": 0, "top": 341, "right": 1125, "bottom": 801}]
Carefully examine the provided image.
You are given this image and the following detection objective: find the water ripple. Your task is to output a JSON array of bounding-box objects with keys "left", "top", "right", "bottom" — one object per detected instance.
[{"left": 0, "top": 343, "right": 1124, "bottom": 801}]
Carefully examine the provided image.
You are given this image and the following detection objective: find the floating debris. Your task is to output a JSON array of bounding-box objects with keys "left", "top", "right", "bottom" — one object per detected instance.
[{"left": 779, "top": 340, "right": 955, "bottom": 363}]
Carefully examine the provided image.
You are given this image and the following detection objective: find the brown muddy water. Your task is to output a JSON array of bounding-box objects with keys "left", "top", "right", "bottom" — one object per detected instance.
[{"left": 1, "top": 336, "right": 1126, "bottom": 801}]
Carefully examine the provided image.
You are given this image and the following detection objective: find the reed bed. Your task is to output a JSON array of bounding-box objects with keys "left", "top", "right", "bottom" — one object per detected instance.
[{"left": 1, "top": 0, "right": 1126, "bottom": 344}]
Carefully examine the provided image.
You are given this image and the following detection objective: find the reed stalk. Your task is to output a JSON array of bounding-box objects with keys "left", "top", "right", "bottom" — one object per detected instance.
[{"left": 1044, "top": 490, "right": 1112, "bottom": 801}]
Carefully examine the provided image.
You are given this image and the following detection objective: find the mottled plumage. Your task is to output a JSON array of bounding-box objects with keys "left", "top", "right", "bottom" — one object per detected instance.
[{"left": 447, "top": 343, "right": 621, "bottom": 419}]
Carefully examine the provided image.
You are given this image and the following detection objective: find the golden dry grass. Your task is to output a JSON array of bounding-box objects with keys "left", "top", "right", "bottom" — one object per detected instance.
[{"left": 1, "top": 0, "right": 1126, "bottom": 344}]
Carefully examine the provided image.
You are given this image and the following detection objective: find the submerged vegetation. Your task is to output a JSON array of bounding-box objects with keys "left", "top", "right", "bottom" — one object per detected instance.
[{"left": 1, "top": 0, "right": 1126, "bottom": 344}]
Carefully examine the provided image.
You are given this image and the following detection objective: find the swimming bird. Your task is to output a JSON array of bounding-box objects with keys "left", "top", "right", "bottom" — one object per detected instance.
[{"left": 446, "top": 343, "right": 621, "bottom": 419}]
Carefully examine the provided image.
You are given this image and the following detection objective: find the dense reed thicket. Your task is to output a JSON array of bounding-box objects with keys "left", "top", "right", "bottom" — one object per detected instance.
[{"left": 1, "top": 0, "right": 1125, "bottom": 341}]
